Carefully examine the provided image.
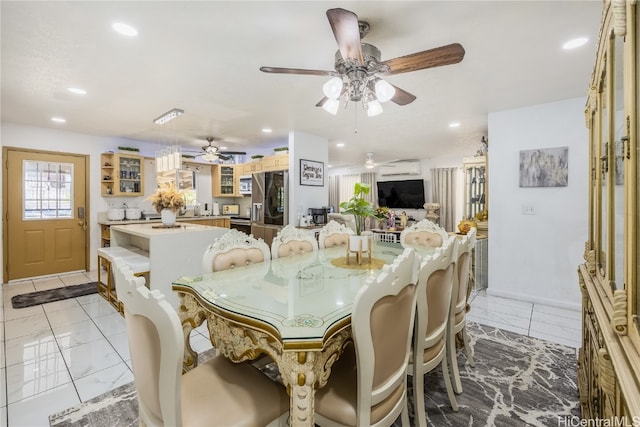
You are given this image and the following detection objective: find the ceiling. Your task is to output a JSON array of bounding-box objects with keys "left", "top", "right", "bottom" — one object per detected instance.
[{"left": 1, "top": 1, "right": 602, "bottom": 168}]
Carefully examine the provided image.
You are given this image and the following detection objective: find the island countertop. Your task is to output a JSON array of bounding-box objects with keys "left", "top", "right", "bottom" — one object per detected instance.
[{"left": 109, "top": 222, "right": 218, "bottom": 238}]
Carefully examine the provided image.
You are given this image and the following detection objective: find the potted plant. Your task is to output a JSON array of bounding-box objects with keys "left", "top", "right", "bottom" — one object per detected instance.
[
  {"left": 274, "top": 146, "right": 289, "bottom": 154},
  {"left": 251, "top": 154, "right": 264, "bottom": 162},
  {"left": 117, "top": 146, "right": 140, "bottom": 153},
  {"left": 339, "top": 181, "right": 376, "bottom": 234}
]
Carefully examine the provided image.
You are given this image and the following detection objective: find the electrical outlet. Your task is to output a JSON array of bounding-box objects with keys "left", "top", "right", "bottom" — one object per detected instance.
[
  {"left": 522, "top": 204, "right": 536, "bottom": 215},
  {"left": 107, "top": 201, "right": 116, "bottom": 208}
]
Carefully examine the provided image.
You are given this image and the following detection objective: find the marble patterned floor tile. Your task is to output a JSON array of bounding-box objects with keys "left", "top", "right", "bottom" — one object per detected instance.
[
  {"left": 4, "top": 312, "right": 51, "bottom": 340},
  {"left": 530, "top": 309, "right": 582, "bottom": 333},
  {"left": 466, "top": 313, "right": 530, "bottom": 336},
  {"left": 529, "top": 329, "right": 581, "bottom": 349},
  {"left": 33, "top": 276, "right": 66, "bottom": 291},
  {"left": 106, "top": 330, "right": 131, "bottom": 362},
  {"left": 59, "top": 273, "right": 92, "bottom": 287},
  {"left": 3, "top": 282, "right": 36, "bottom": 299},
  {"left": 73, "top": 362, "right": 134, "bottom": 402},
  {"left": 0, "top": 406, "right": 6, "bottom": 427},
  {"left": 52, "top": 320, "right": 107, "bottom": 350},
  {"left": 76, "top": 292, "right": 104, "bottom": 305},
  {"left": 5, "top": 351, "right": 71, "bottom": 404},
  {"left": 189, "top": 331, "right": 215, "bottom": 354},
  {"left": 5, "top": 331, "right": 59, "bottom": 368},
  {"left": 80, "top": 299, "right": 120, "bottom": 318},
  {"left": 472, "top": 293, "right": 534, "bottom": 318},
  {"left": 1, "top": 368, "right": 6, "bottom": 407},
  {"left": 45, "top": 304, "right": 91, "bottom": 329},
  {"left": 7, "top": 382, "right": 80, "bottom": 427},
  {"left": 467, "top": 304, "right": 532, "bottom": 331},
  {"left": 61, "top": 339, "right": 124, "bottom": 381},
  {"left": 91, "top": 312, "right": 127, "bottom": 338},
  {"left": 3, "top": 303, "right": 44, "bottom": 321},
  {"left": 532, "top": 303, "right": 582, "bottom": 320},
  {"left": 529, "top": 316, "right": 582, "bottom": 348},
  {"left": 42, "top": 298, "right": 82, "bottom": 314}
]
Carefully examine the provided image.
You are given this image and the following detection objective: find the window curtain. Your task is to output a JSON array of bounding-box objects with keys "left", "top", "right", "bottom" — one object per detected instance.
[
  {"left": 359, "top": 172, "right": 377, "bottom": 206},
  {"left": 431, "top": 167, "right": 457, "bottom": 232},
  {"left": 328, "top": 175, "right": 340, "bottom": 212},
  {"left": 338, "top": 174, "right": 359, "bottom": 211}
]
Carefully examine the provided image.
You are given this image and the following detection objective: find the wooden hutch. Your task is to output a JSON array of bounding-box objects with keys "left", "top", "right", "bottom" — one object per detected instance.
[{"left": 578, "top": 0, "right": 639, "bottom": 421}]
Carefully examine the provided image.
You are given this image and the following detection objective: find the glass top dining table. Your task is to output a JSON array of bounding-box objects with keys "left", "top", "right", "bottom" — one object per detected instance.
[{"left": 171, "top": 241, "right": 416, "bottom": 426}]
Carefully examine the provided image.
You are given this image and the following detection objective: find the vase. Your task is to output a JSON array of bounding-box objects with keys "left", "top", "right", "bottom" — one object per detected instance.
[{"left": 161, "top": 208, "right": 177, "bottom": 226}]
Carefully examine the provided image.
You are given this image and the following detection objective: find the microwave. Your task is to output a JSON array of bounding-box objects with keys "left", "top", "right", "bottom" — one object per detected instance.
[{"left": 239, "top": 176, "right": 252, "bottom": 195}]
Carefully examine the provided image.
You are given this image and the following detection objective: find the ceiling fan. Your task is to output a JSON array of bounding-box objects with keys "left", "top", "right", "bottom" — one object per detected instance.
[
  {"left": 260, "top": 8, "right": 465, "bottom": 116},
  {"left": 193, "top": 137, "right": 245, "bottom": 163},
  {"left": 352, "top": 152, "right": 398, "bottom": 169}
]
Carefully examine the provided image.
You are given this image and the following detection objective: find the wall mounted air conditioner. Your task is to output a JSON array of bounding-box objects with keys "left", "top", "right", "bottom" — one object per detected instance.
[{"left": 379, "top": 160, "right": 421, "bottom": 176}]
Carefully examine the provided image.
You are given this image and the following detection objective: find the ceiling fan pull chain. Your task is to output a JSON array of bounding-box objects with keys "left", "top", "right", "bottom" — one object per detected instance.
[{"left": 354, "top": 104, "right": 358, "bottom": 134}]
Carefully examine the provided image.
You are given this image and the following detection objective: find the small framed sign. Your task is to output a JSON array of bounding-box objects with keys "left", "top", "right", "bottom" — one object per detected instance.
[{"left": 300, "top": 159, "right": 324, "bottom": 186}]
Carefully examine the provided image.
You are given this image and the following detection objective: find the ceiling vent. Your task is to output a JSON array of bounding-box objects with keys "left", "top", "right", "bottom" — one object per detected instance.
[{"left": 379, "top": 160, "right": 421, "bottom": 176}]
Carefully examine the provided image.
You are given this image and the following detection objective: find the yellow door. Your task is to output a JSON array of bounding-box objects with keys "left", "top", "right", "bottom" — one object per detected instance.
[{"left": 4, "top": 149, "right": 88, "bottom": 281}]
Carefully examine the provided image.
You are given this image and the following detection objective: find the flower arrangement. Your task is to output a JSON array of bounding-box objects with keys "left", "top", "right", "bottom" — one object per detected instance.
[
  {"left": 147, "top": 182, "right": 185, "bottom": 213},
  {"left": 374, "top": 206, "right": 391, "bottom": 220}
]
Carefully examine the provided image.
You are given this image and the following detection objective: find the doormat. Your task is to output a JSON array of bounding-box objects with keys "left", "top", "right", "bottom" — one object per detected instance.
[{"left": 11, "top": 282, "right": 99, "bottom": 309}]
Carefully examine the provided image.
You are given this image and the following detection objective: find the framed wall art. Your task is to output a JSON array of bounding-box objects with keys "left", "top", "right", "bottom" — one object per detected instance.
[
  {"left": 519, "top": 146, "right": 568, "bottom": 187},
  {"left": 300, "top": 159, "right": 324, "bottom": 186}
]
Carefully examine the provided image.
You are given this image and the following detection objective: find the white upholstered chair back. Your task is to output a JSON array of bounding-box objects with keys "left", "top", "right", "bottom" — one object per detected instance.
[
  {"left": 448, "top": 227, "right": 477, "bottom": 394},
  {"left": 400, "top": 219, "right": 449, "bottom": 249},
  {"left": 112, "top": 258, "right": 289, "bottom": 427},
  {"left": 327, "top": 213, "right": 357, "bottom": 233},
  {"left": 410, "top": 237, "right": 459, "bottom": 426},
  {"left": 271, "top": 224, "right": 318, "bottom": 259},
  {"left": 314, "top": 248, "right": 418, "bottom": 427},
  {"left": 318, "top": 220, "right": 354, "bottom": 249},
  {"left": 202, "top": 229, "right": 271, "bottom": 273}
]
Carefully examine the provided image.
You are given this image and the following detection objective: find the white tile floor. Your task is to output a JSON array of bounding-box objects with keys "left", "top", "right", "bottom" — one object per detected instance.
[{"left": 0, "top": 273, "right": 582, "bottom": 427}]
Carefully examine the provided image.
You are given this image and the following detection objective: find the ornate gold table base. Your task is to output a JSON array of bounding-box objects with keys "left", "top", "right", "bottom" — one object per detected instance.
[{"left": 177, "top": 291, "right": 351, "bottom": 426}]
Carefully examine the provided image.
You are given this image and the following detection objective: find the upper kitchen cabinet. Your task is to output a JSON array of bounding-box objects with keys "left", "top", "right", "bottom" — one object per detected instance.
[
  {"left": 462, "top": 156, "right": 487, "bottom": 220},
  {"left": 261, "top": 153, "right": 289, "bottom": 171},
  {"left": 101, "top": 152, "right": 144, "bottom": 197},
  {"left": 241, "top": 160, "right": 263, "bottom": 175},
  {"left": 212, "top": 164, "right": 240, "bottom": 197}
]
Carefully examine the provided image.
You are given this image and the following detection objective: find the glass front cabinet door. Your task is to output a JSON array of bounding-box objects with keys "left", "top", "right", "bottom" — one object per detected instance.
[{"left": 578, "top": 1, "right": 639, "bottom": 421}]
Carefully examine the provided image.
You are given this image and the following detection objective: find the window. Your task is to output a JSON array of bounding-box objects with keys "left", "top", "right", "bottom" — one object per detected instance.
[{"left": 23, "top": 160, "right": 73, "bottom": 220}]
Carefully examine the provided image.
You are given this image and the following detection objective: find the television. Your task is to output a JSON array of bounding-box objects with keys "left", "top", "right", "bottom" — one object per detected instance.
[{"left": 377, "top": 179, "right": 426, "bottom": 209}]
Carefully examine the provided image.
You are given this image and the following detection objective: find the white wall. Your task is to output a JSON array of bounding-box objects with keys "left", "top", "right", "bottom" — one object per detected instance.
[
  {"left": 487, "top": 97, "right": 588, "bottom": 310},
  {"left": 289, "top": 131, "right": 329, "bottom": 224}
]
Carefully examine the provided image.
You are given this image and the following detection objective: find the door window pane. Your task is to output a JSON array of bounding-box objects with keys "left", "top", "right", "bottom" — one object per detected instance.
[{"left": 23, "top": 161, "right": 74, "bottom": 220}]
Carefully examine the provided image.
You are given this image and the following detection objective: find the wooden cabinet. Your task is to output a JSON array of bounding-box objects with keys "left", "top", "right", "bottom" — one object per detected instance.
[
  {"left": 242, "top": 161, "right": 263, "bottom": 175},
  {"left": 182, "top": 217, "right": 230, "bottom": 228},
  {"left": 462, "top": 156, "right": 487, "bottom": 221},
  {"left": 101, "top": 152, "right": 144, "bottom": 197},
  {"left": 212, "top": 164, "right": 240, "bottom": 197},
  {"left": 100, "top": 223, "right": 111, "bottom": 247},
  {"left": 262, "top": 153, "right": 289, "bottom": 171},
  {"left": 578, "top": 1, "right": 639, "bottom": 420}
]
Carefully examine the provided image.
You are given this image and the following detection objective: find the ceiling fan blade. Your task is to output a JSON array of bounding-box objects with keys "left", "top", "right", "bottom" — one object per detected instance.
[
  {"left": 383, "top": 43, "right": 465, "bottom": 75},
  {"left": 260, "top": 66, "right": 336, "bottom": 76},
  {"left": 388, "top": 84, "right": 417, "bottom": 106},
  {"left": 315, "top": 97, "right": 328, "bottom": 107},
  {"left": 326, "top": 8, "right": 364, "bottom": 64}
]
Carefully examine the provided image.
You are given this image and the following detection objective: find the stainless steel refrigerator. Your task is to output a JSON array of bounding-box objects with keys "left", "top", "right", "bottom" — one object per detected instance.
[{"left": 251, "top": 170, "right": 288, "bottom": 246}]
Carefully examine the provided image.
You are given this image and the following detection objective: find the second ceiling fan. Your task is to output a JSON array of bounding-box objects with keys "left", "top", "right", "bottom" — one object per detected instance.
[{"left": 260, "top": 7, "right": 465, "bottom": 116}]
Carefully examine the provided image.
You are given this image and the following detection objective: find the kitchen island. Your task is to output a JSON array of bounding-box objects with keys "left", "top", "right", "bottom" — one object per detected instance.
[{"left": 109, "top": 223, "right": 228, "bottom": 308}]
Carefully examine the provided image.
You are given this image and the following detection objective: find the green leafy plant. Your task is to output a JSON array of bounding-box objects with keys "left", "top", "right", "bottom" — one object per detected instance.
[
  {"left": 117, "top": 146, "right": 139, "bottom": 152},
  {"left": 274, "top": 146, "right": 289, "bottom": 152},
  {"left": 251, "top": 154, "right": 264, "bottom": 159},
  {"left": 339, "top": 182, "right": 375, "bottom": 235}
]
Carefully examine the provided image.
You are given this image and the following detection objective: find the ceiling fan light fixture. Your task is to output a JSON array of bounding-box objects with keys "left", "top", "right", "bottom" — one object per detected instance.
[
  {"left": 322, "top": 98, "right": 340, "bottom": 115},
  {"left": 367, "top": 99, "right": 383, "bottom": 117},
  {"left": 202, "top": 153, "right": 219, "bottom": 162},
  {"left": 323, "top": 77, "right": 343, "bottom": 99},
  {"left": 374, "top": 79, "right": 395, "bottom": 103}
]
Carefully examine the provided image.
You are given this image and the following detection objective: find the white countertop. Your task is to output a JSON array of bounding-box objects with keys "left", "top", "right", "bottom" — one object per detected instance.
[
  {"left": 110, "top": 222, "right": 221, "bottom": 238},
  {"left": 98, "top": 215, "right": 232, "bottom": 225}
]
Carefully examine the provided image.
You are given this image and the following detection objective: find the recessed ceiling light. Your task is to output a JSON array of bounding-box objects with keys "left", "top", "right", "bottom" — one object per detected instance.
[
  {"left": 261, "top": 128, "right": 272, "bottom": 133},
  {"left": 220, "top": 146, "right": 228, "bottom": 150},
  {"left": 67, "top": 87, "right": 87, "bottom": 95},
  {"left": 449, "top": 122, "right": 461, "bottom": 128},
  {"left": 112, "top": 22, "right": 138, "bottom": 37},
  {"left": 563, "top": 37, "right": 588, "bottom": 50},
  {"left": 327, "top": 165, "right": 333, "bottom": 168},
  {"left": 51, "top": 117, "right": 66, "bottom": 123},
  {"left": 336, "top": 143, "right": 345, "bottom": 147}
]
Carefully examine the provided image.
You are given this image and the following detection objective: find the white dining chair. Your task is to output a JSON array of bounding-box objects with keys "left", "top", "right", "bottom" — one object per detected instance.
[
  {"left": 314, "top": 248, "right": 418, "bottom": 427},
  {"left": 318, "top": 219, "right": 354, "bottom": 249},
  {"left": 112, "top": 258, "right": 289, "bottom": 427},
  {"left": 399, "top": 219, "right": 449, "bottom": 249},
  {"left": 271, "top": 224, "right": 318, "bottom": 259},
  {"left": 410, "top": 236, "right": 459, "bottom": 427},
  {"left": 448, "top": 227, "right": 477, "bottom": 394},
  {"left": 202, "top": 228, "right": 271, "bottom": 273}
]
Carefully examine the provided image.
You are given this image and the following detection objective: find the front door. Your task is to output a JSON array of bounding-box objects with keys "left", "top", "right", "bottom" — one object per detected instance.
[{"left": 4, "top": 148, "right": 89, "bottom": 281}]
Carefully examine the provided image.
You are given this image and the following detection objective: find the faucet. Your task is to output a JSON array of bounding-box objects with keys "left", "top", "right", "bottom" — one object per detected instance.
[{"left": 122, "top": 203, "right": 128, "bottom": 209}]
